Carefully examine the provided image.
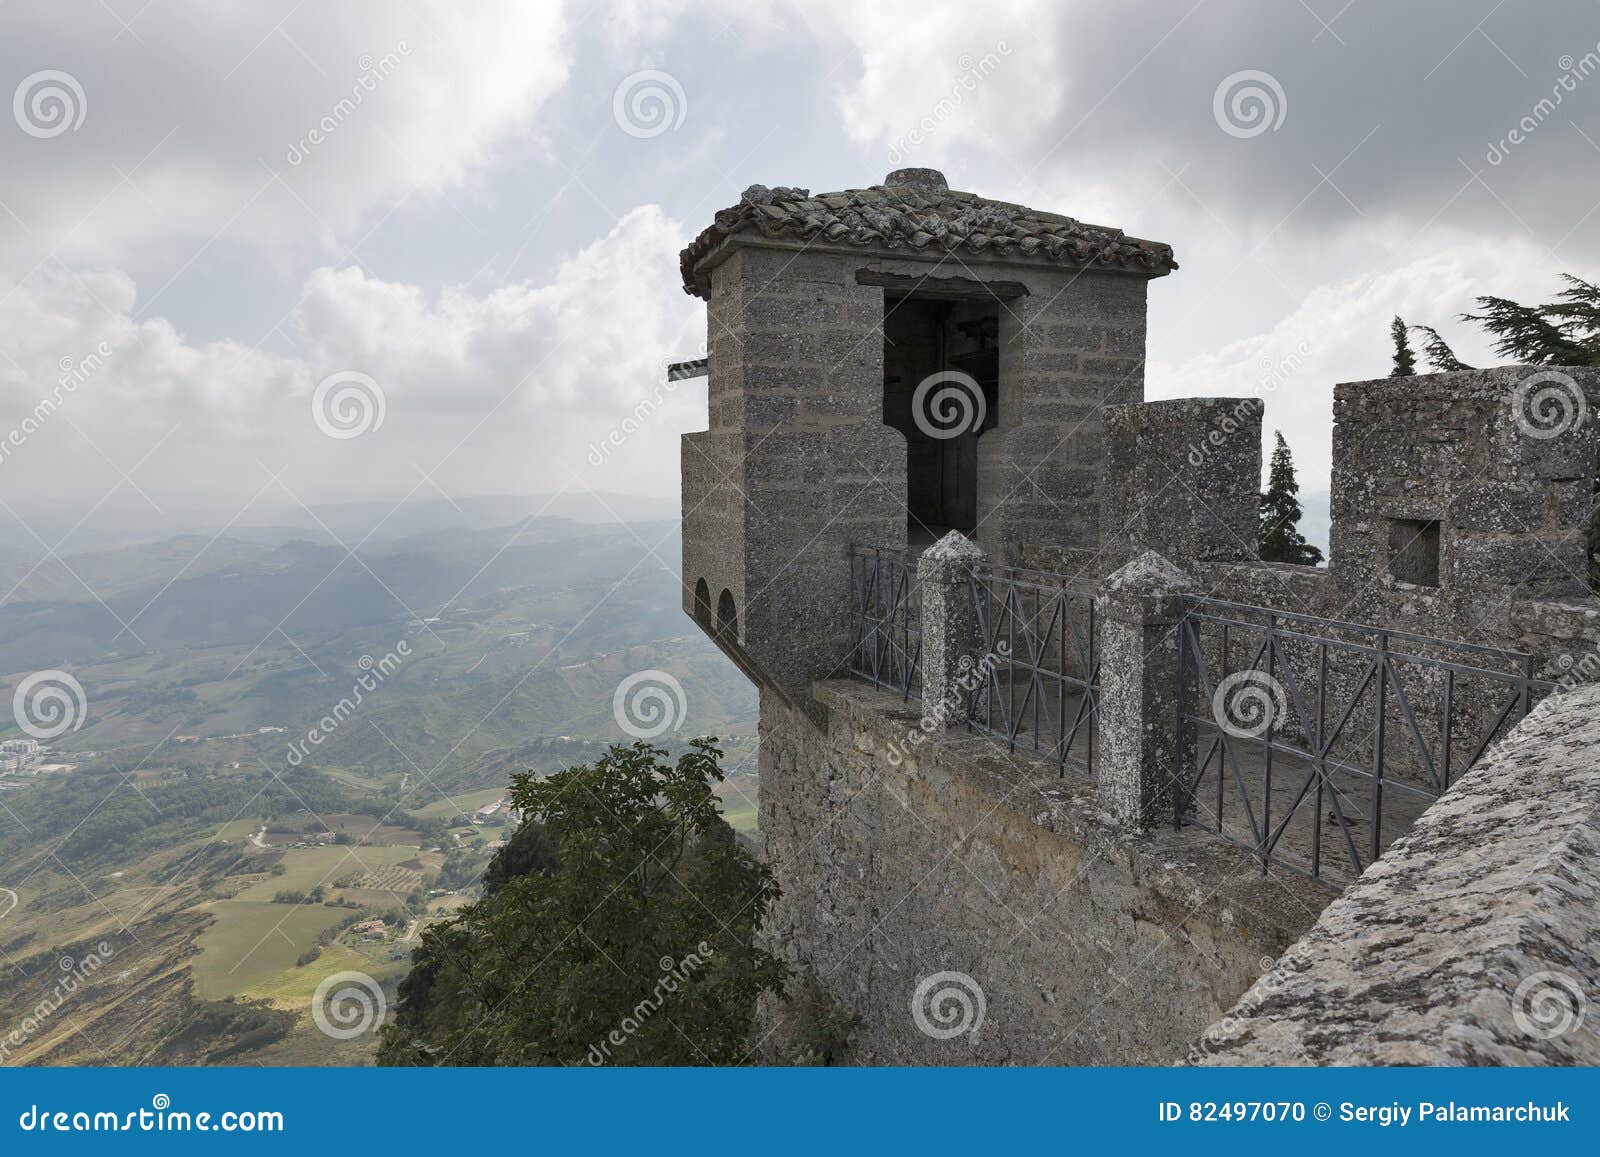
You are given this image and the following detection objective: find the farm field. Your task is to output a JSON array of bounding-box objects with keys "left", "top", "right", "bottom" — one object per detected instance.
[
  {"left": 231, "top": 845, "right": 418, "bottom": 901},
  {"left": 192, "top": 901, "right": 353, "bottom": 999}
]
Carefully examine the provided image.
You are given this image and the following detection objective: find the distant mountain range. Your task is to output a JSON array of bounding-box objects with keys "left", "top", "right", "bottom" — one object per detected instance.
[{"left": 0, "top": 491, "right": 679, "bottom": 560}]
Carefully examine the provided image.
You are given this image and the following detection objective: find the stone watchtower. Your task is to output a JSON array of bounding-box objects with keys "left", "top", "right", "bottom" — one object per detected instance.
[{"left": 679, "top": 169, "right": 1176, "bottom": 706}]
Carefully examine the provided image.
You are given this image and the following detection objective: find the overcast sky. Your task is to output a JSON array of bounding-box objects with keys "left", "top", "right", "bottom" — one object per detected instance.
[{"left": 3, "top": 0, "right": 1599, "bottom": 535}]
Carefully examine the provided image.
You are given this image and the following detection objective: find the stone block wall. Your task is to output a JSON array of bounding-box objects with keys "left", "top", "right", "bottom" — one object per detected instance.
[
  {"left": 1330, "top": 366, "right": 1599, "bottom": 613},
  {"left": 971, "top": 266, "right": 1148, "bottom": 567},
  {"left": 754, "top": 680, "right": 1327, "bottom": 1065},
  {"left": 1100, "top": 397, "right": 1263, "bottom": 575},
  {"left": 682, "top": 241, "right": 1156, "bottom": 702},
  {"left": 682, "top": 245, "right": 904, "bottom": 704}
]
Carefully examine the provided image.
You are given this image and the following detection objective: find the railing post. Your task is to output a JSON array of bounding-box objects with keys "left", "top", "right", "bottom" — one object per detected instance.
[
  {"left": 1095, "top": 550, "right": 1194, "bottom": 831},
  {"left": 916, "top": 531, "right": 986, "bottom": 729}
]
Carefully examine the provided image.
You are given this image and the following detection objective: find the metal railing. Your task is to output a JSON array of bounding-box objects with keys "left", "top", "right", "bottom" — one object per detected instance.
[
  {"left": 1175, "top": 595, "right": 1557, "bottom": 885},
  {"left": 965, "top": 562, "right": 1099, "bottom": 777},
  {"left": 847, "top": 545, "right": 921, "bottom": 701}
]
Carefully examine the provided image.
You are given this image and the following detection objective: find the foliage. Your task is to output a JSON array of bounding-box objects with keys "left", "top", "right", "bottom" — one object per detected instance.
[
  {"left": 1462, "top": 274, "right": 1600, "bottom": 366},
  {"left": 1389, "top": 316, "right": 1415, "bottom": 376},
  {"left": 1409, "top": 324, "right": 1472, "bottom": 371},
  {"left": 378, "top": 740, "right": 787, "bottom": 1066},
  {"left": 772, "top": 971, "right": 859, "bottom": 1066},
  {"left": 1398, "top": 275, "right": 1600, "bottom": 588},
  {"left": 1258, "top": 431, "right": 1324, "bottom": 566}
]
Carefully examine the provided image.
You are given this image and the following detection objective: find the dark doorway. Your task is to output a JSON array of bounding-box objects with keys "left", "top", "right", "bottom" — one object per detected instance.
[{"left": 882, "top": 295, "right": 1000, "bottom": 543}]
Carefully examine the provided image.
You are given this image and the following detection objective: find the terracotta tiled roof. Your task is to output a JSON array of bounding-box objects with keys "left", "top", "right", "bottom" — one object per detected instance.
[{"left": 679, "top": 168, "right": 1177, "bottom": 297}]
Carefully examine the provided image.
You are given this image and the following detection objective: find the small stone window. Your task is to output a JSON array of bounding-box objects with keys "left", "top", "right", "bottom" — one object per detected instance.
[{"left": 1387, "top": 518, "right": 1441, "bottom": 587}]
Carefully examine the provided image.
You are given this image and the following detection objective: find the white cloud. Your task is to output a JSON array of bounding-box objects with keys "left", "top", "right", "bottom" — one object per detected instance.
[
  {"left": 0, "top": 0, "right": 572, "bottom": 269},
  {"left": 0, "top": 206, "right": 703, "bottom": 509},
  {"left": 798, "top": 0, "right": 1070, "bottom": 172},
  {"left": 1147, "top": 234, "right": 1560, "bottom": 489}
]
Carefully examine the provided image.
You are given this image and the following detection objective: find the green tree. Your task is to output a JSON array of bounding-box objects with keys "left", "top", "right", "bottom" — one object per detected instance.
[
  {"left": 1389, "top": 315, "right": 1416, "bottom": 376},
  {"left": 1259, "top": 431, "right": 1325, "bottom": 566},
  {"left": 377, "top": 740, "right": 786, "bottom": 1067}
]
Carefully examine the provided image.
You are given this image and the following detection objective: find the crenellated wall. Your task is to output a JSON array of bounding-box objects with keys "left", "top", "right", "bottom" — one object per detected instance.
[{"left": 677, "top": 172, "right": 1600, "bottom": 1067}]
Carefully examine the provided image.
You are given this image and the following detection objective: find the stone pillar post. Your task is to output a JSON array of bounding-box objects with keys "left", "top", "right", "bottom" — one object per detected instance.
[
  {"left": 916, "top": 531, "right": 987, "bottom": 728},
  {"left": 1095, "top": 550, "right": 1194, "bottom": 830}
]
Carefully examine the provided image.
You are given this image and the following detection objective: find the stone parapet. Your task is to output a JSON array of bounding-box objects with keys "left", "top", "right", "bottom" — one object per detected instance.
[{"left": 1197, "top": 680, "right": 1600, "bottom": 1065}]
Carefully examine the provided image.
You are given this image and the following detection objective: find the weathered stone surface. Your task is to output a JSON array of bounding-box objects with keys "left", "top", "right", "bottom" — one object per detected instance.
[
  {"left": 1096, "top": 553, "right": 1193, "bottom": 829},
  {"left": 1101, "top": 397, "right": 1262, "bottom": 573},
  {"left": 755, "top": 681, "right": 1328, "bottom": 1065},
  {"left": 1197, "top": 681, "right": 1600, "bottom": 1065}
]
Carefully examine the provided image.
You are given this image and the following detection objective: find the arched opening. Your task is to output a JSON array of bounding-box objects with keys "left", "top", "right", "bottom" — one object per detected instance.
[
  {"left": 693, "top": 578, "right": 712, "bottom": 626},
  {"left": 716, "top": 588, "right": 738, "bottom": 641},
  {"left": 882, "top": 294, "right": 1000, "bottom": 547}
]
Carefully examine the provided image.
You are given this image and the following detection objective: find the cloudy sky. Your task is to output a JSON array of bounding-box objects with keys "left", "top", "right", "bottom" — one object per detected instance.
[{"left": 3, "top": 0, "right": 1599, "bottom": 534}]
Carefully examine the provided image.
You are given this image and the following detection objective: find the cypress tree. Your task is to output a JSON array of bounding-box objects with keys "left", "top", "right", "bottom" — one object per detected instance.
[
  {"left": 1389, "top": 316, "right": 1416, "bottom": 376},
  {"left": 1259, "top": 431, "right": 1324, "bottom": 566}
]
